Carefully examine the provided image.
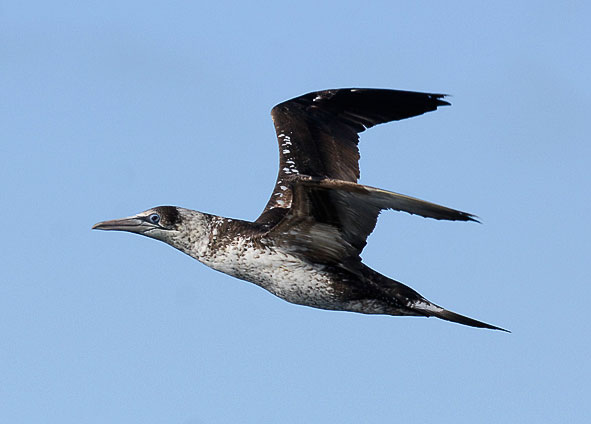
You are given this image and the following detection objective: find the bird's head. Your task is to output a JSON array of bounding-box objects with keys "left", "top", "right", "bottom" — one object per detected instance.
[{"left": 93, "top": 206, "right": 210, "bottom": 254}]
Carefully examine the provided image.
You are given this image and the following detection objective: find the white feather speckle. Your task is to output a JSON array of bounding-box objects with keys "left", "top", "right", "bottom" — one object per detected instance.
[
  {"left": 164, "top": 208, "right": 402, "bottom": 315},
  {"left": 199, "top": 238, "right": 337, "bottom": 307}
]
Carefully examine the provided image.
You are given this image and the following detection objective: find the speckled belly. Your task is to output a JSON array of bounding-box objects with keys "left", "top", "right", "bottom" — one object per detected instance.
[
  {"left": 197, "top": 240, "right": 396, "bottom": 315},
  {"left": 197, "top": 240, "right": 345, "bottom": 306}
]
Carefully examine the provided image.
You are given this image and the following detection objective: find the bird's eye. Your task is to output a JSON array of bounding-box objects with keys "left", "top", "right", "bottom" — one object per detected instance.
[{"left": 148, "top": 213, "right": 161, "bottom": 225}]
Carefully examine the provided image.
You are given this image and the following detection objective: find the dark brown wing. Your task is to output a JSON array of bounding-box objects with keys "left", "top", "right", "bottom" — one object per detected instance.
[
  {"left": 258, "top": 88, "right": 449, "bottom": 217},
  {"left": 266, "top": 177, "right": 476, "bottom": 265}
]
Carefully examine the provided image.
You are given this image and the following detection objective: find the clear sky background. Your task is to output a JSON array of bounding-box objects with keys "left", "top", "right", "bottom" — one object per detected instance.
[{"left": 2, "top": 1, "right": 590, "bottom": 423}]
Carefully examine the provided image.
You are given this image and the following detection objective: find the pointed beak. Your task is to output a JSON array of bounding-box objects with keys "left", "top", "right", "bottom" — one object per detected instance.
[{"left": 92, "top": 216, "right": 154, "bottom": 234}]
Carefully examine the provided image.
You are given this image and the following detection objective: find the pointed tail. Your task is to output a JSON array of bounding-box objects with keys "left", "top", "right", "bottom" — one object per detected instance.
[
  {"left": 412, "top": 301, "right": 509, "bottom": 332},
  {"left": 362, "top": 268, "right": 508, "bottom": 331}
]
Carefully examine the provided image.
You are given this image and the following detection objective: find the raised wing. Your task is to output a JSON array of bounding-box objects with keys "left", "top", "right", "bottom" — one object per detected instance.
[
  {"left": 267, "top": 177, "right": 476, "bottom": 265},
  {"left": 259, "top": 88, "right": 449, "bottom": 217}
]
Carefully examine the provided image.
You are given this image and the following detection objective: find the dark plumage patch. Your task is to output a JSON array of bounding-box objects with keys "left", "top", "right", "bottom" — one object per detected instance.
[
  {"left": 155, "top": 206, "right": 181, "bottom": 226},
  {"left": 262, "top": 88, "right": 450, "bottom": 212},
  {"left": 254, "top": 207, "right": 289, "bottom": 227}
]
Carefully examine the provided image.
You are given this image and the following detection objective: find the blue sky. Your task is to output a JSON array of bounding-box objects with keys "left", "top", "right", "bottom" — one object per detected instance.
[{"left": 1, "top": 1, "right": 590, "bottom": 423}]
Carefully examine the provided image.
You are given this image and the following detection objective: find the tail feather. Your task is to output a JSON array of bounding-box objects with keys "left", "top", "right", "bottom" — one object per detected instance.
[
  {"left": 413, "top": 301, "right": 509, "bottom": 332},
  {"left": 362, "top": 267, "right": 508, "bottom": 331}
]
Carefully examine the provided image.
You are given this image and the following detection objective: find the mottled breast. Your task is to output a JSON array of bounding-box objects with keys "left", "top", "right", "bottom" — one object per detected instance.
[{"left": 200, "top": 234, "right": 340, "bottom": 308}]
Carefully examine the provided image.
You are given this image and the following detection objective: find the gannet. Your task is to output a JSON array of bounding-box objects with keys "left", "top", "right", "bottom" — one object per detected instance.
[{"left": 93, "top": 88, "right": 506, "bottom": 331}]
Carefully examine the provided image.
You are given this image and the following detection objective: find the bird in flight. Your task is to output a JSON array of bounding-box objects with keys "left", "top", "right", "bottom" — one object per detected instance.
[{"left": 93, "top": 88, "right": 506, "bottom": 331}]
